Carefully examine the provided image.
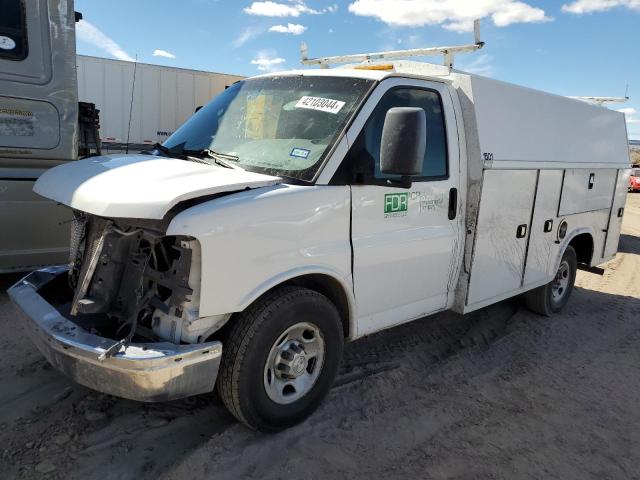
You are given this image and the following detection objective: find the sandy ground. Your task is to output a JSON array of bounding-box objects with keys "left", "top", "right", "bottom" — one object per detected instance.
[{"left": 1, "top": 195, "right": 639, "bottom": 480}]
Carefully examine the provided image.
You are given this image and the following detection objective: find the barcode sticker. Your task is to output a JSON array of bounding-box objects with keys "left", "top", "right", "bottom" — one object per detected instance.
[{"left": 295, "top": 96, "right": 345, "bottom": 114}]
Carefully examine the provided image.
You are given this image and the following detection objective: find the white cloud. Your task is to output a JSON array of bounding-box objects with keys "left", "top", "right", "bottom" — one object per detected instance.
[
  {"left": 347, "top": 0, "right": 551, "bottom": 31},
  {"left": 244, "top": 1, "right": 319, "bottom": 17},
  {"left": 442, "top": 20, "right": 476, "bottom": 33},
  {"left": 492, "top": 2, "right": 551, "bottom": 26},
  {"left": 618, "top": 107, "right": 640, "bottom": 125},
  {"left": 75, "top": 19, "right": 135, "bottom": 62},
  {"left": 152, "top": 49, "right": 176, "bottom": 59},
  {"left": 251, "top": 51, "right": 286, "bottom": 71},
  {"left": 562, "top": 0, "right": 640, "bottom": 14},
  {"left": 269, "top": 23, "right": 307, "bottom": 34},
  {"left": 234, "top": 26, "right": 264, "bottom": 47}
]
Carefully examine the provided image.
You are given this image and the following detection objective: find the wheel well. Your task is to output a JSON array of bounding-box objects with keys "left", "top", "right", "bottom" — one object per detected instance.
[
  {"left": 283, "top": 274, "right": 351, "bottom": 338},
  {"left": 569, "top": 233, "right": 594, "bottom": 265}
]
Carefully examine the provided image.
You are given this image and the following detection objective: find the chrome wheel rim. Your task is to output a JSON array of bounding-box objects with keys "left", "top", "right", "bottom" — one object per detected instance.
[
  {"left": 551, "top": 260, "right": 570, "bottom": 302},
  {"left": 263, "top": 322, "right": 325, "bottom": 405}
]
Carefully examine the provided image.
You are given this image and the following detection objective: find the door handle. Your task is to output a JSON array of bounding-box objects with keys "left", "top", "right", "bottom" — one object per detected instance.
[
  {"left": 448, "top": 188, "right": 457, "bottom": 220},
  {"left": 516, "top": 224, "right": 528, "bottom": 239},
  {"left": 543, "top": 219, "right": 554, "bottom": 232}
]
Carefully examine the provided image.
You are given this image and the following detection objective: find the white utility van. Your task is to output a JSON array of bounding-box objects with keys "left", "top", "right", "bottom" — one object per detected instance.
[{"left": 9, "top": 38, "right": 631, "bottom": 431}]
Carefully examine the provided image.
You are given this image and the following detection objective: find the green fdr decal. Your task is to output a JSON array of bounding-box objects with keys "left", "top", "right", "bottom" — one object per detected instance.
[
  {"left": 384, "top": 193, "right": 408, "bottom": 218},
  {"left": 384, "top": 191, "right": 446, "bottom": 218}
]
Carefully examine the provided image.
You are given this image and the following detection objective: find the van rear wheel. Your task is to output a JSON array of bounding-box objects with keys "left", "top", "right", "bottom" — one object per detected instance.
[
  {"left": 525, "top": 246, "right": 577, "bottom": 316},
  {"left": 217, "top": 286, "right": 344, "bottom": 432}
]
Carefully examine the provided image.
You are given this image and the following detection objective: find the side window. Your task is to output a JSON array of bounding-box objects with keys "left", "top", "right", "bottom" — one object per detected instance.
[
  {"left": 345, "top": 87, "right": 448, "bottom": 183},
  {"left": 0, "top": 0, "right": 28, "bottom": 61}
]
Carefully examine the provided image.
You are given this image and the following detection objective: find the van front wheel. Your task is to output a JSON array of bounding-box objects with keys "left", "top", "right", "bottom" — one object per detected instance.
[
  {"left": 525, "top": 246, "right": 577, "bottom": 316},
  {"left": 217, "top": 286, "right": 344, "bottom": 432}
]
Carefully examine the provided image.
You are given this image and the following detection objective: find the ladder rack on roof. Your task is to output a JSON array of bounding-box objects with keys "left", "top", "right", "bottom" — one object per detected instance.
[
  {"left": 568, "top": 96, "right": 629, "bottom": 106},
  {"left": 300, "top": 19, "right": 484, "bottom": 70}
]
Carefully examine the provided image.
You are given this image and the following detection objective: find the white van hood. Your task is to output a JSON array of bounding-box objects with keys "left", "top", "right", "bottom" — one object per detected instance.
[{"left": 34, "top": 154, "right": 282, "bottom": 219}]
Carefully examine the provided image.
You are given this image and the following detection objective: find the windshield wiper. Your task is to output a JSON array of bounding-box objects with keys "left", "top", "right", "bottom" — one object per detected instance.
[
  {"left": 143, "top": 142, "right": 188, "bottom": 158},
  {"left": 143, "top": 143, "right": 241, "bottom": 170},
  {"left": 143, "top": 143, "right": 213, "bottom": 165},
  {"left": 184, "top": 149, "right": 242, "bottom": 170}
]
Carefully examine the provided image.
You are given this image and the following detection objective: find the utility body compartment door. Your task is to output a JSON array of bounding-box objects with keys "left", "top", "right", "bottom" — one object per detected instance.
[
  {"left": 558, "top": 169, "right": 617, "bottom": 216},
  {"left": 466, "top": 170, "right": 537, "bottom": 307},
  {"left": 523, "top": 170, "right": 563, "bottom": 287},
  {"left": 603, "top": 169, "right": 631, "bottom": 259}
]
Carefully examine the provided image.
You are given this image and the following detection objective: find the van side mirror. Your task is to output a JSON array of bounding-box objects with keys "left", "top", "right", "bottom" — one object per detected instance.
[{"left": 380, "top": 107, "right": 426, "bottom": 188}]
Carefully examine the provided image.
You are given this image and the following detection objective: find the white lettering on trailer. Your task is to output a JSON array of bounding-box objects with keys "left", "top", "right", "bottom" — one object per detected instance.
[{"left": 295, "top": 96, "right": 345, "bottom": 114}]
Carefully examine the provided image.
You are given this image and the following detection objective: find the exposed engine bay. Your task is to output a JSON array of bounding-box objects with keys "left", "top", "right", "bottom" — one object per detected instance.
[{"left": 42, "top": 211, "right": 229, "bottom": 359}]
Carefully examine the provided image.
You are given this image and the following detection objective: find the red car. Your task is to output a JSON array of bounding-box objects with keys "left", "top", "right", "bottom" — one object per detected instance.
[{"left": 630, "top": 169, "right": 640, "bottom": 192}]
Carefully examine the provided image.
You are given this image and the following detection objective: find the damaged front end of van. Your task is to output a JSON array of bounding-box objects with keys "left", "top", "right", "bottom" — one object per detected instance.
[{"left": 7, "top": 153, "right": 282, "bottom": 401}]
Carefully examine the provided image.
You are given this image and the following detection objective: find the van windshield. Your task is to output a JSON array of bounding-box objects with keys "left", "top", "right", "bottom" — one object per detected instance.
[{"left": 162, "top": 76, "right": 374, "bottom": 181}]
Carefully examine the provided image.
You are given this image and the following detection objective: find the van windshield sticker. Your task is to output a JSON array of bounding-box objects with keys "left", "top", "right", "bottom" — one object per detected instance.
[
  {"left": 295, "top": 96, "right": 345, "bottom": 114},
  {"left": 290, "top": 147, "right": 310, "bottom": 159}
]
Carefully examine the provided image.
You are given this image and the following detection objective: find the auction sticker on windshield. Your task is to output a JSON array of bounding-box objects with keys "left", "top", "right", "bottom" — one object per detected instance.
[
  {"left": 290, "top": 147, "right": 310, "bottom": 159},
  {"left": 295, "top": 96, "right": 345, "bottom": 114}
]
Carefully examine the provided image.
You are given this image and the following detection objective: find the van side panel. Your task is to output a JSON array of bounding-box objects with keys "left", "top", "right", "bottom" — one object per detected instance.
[
  {"left": 464, "top": 166, "right": 619, "bottom": 313},
  {"left": 469, "top": 75, "right": 629, "bottom": 169},
  {"left": 466, "top": 169, "right": 537, "bottom": 306},
  {"left": 558, "top": 169, "right": 617, "bottom": 216},
  {"left": 167, "top": 185, "right": 353, "bottom": 319},
  {"left": 523, "top": 169, "right": 564, "bottom": 287},
  {"left": 603, "top": 169, "right": 632, "bottom": 260}
]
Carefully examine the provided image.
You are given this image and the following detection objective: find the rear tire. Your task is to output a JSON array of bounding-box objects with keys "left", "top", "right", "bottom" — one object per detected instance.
[
  {"left": 217, "top": 286, "right": 344, "bottom": 432},
  {"left": 525, "top": 246, "right": 577, "bottom": 316}
]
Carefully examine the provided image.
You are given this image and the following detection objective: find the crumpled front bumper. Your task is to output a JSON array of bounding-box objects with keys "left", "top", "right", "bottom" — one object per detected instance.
[{"left": 8, "top": 267, "right": 222, "bottom": 402}]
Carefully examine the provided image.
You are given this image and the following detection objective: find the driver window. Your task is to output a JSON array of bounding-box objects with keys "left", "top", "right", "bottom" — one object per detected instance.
[{"left": 335, "top": 87, "right": 448, "bottom": 184}]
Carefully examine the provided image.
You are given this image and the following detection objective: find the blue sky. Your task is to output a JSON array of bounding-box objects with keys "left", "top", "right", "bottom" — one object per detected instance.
[{"left": 74, "top": 0, "right": 640, "bottom": 139}]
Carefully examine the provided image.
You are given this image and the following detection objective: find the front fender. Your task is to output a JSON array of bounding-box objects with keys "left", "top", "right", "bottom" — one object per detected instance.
[
  {"left": 237, "top": 265, "right": 356, "bottom": 334},
  {"left": 167, "top": 184, "right": 353, "bottom": 320}
]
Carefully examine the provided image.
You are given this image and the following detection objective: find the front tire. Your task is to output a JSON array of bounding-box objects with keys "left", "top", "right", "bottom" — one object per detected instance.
[
  {"left": 217, "top": 286, "right": 344, "bottom": 432},
  {"left": 525, "top": 246, "right": 577, "bottom": 316}
]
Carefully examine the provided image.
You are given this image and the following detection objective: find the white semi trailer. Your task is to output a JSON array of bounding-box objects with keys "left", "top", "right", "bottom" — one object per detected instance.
[
  {"left": 9, "top": 29, "right": 630, "bottom": 432},
  {"left": 76, "top": 55, "right": 244, "bottom": 152}
]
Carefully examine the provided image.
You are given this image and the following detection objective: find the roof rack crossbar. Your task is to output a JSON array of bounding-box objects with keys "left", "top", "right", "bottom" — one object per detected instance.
[
  {"left": 301, "top": 19, "right": 484, "bottom": 70},
  {"left": 568, "top": 96, "right": 629, "bottom": 106}
]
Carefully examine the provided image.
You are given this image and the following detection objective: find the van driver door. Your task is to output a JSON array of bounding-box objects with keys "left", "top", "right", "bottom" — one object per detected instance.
[{"left": 342, "top": 78, "right": 461, "bottom": 336}]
